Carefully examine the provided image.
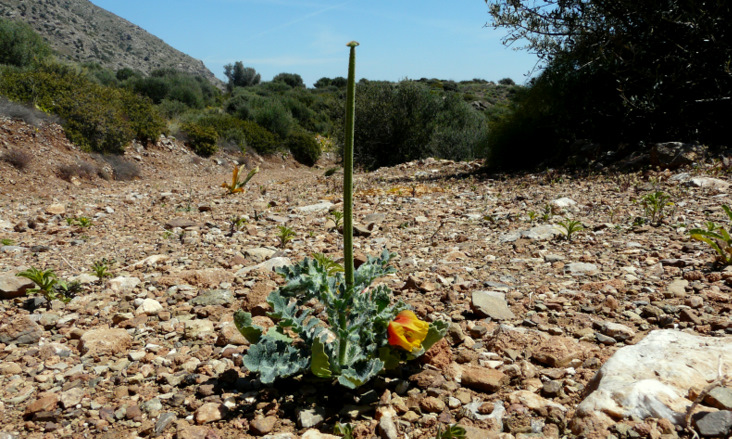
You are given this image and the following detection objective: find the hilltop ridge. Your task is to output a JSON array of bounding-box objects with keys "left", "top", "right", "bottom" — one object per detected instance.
[{"left": 0, "top": 0, "right": 222, "bottom": 86}]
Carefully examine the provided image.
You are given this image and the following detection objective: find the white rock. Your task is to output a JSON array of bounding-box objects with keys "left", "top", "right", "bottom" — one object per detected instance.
[
  {"left": 572, "top": 330, "right": 732, "bottom": 434},
  {"left": 109, "top": 276, "right": 141, "bottom": 292},
  {"left": 235, "top": 257, "right": 292, "bottom": 276},
  {"left": 688, "top": 177, "right": 730, "bottom": 191},
  {"left": 136, "top": 298, "right": 163, "bottom": 316},
  {"left": 295, "top": 201, "right": 333, "bottom": 214}
]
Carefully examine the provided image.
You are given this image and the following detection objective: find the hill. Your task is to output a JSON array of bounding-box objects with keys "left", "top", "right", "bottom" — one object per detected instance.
[{"left": 0, "top": 0, "right": 222, "bottom": 86}]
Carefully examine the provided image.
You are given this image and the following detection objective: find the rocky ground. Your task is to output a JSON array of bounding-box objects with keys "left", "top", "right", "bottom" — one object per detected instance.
[{"left": 1, "top": 117, "right": 731, "bottom": 439}]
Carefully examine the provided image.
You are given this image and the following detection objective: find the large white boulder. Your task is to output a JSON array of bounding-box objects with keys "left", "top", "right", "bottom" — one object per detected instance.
[{"left": 571, "top": 330, "right": 732, "bottom": 436}]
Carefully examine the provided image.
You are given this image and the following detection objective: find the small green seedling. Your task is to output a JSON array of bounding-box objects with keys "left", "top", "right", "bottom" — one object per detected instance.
[
  {"left": 16, "top": 267, "right": 76, "bottom": 303},
  {"left": 1, "top": 238, "right": 14, "bottom": 246},
  {"left": 329, "top": 211, "right": 344, "bottom": 230},
  {"left": 639, "top": 191, "right": 673, "bottom": 226},
  {"left": 333, "top": 422, "right": 354, "bottom": 439},
  {"left": 66, "top": 217, "right": 92, "bottom": 227},
  {"left": 435, "top": 424, "right": 467, "bottom": 439},
  {"left": 91, "top": 258, "right": 112, "bottom": 280},
  {"left": 689, "top": 204, "right": 732, "bottom": 264},
  {"left": 527, "top": 210, "right": 537, "bottom": 223},
  {"left": 556, "top": 218, "right": 584, "bottom": 242},
  {"left": 276, "top": 225, "right": 295, "bottom": 248}
]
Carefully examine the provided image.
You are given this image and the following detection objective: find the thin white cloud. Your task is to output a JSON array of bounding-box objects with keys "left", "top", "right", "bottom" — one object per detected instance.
[
  {"left": 247, "top": 56, "right": 342, "bottom": 67},
  {"left": 244, "top": 0, "right": 355, "bottom": 42}
]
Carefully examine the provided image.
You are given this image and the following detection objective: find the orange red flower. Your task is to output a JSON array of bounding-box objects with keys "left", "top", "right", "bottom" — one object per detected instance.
[{"left": 387, "top": 310, "right": 429, "bottom": 352}]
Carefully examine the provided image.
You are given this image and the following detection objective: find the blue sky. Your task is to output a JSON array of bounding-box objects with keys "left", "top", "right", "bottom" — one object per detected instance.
[{"left": 89, "top": 0, "right": 539, "bottom": 88}]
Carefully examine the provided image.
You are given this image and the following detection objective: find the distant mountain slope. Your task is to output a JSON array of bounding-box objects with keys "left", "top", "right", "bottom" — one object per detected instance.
[{"left": 0, "top": 0, "right": 222, "bottom": 86}]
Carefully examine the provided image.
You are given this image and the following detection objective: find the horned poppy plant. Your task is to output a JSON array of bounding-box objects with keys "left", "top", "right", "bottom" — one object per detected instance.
[{"left": 388, "top": 310, "right": 429, "bottom": 352}]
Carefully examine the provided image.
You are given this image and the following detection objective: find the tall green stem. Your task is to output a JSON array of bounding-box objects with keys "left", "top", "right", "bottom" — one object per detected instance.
[
  {"left": 343, "top": 41, "right": 358, "bottom": 292},
  {"left": 339, "top": 40, "right": 358, "bottom": 368}
]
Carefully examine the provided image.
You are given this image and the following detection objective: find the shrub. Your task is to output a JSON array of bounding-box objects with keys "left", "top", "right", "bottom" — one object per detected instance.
[
  {"left": 0, "top": 18, "right": 51, "bottom": 67},
  {"left": 181, "top": 122, "right": 218, "bottom": 156},
  {"left": 224, "top": 61, "right": 261, "bottom": 90},
  {"left": 126, "top": 70, "right": 220, "bottom": 109},
  {"left": 57, "top": 162, "right": 99, "bottom": 182},
  {"left": 1, "top": 149, "right": 32, "bottom": 170},
  {"left": 337, "top": 80, "right": 488, "bottom": 169},
  {"left": 0, "top": 97, "right": 58, "bottom": 126},
  {"left": 272, "top": 72, "right": 305, "bottom": 88},
  {"left": 240, "top": 120, "right": 279, "bottom": 154},
  {"left": 251, "top": 100, "right": 293, "bottom": 139},
  {"left": 286, "top": 132, "right": 321, "bottom": 166},
  {"left": 102, "top": 155, "right": 141, "bottom": 181},
  {"left": 0, "top": 64, "right": 164, "bottom": 153}
]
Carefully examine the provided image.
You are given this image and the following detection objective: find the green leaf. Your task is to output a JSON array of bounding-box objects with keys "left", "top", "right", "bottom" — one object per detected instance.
[
  {"left": 242, "top": 338, "right": 308, "bottom": 384},
  {"left": 421, "top": 320, "right": 449, "bottom": 353},
  {"left": 311, "top": 337, "right": 333, "bottom": 378},
  {"left": 378, "top": 346, "right": 402, "bottom": 370},
  {"left": 234, "top": 310, "right": 263, "bottom": 344},
  {"left": 337, "top": 358, "right": 384, "bottom": 389}
]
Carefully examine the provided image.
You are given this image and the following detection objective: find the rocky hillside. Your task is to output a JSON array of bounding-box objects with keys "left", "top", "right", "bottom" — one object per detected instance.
[
  {"left": 0, "top": 0, "right": 222, "bottom": 86},
  {"left": 1, "top": 117, "right": 731, "bottom": 439}
]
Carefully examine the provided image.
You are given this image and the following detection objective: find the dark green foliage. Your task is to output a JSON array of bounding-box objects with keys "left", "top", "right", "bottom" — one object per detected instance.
[
  {"left": 0, "top": 18, "right": 51, "bottom": 67},
  {"left": 314, "top": 77, "right": 332, "bottom": 88},
  {"left": 0, "top": 63, "right": 165, "bottom": 153},
  {"left": 338, "top": 81, "right": 488, "bottom": 170},
  {"left": 286, "top": 132, "right": 321, "bottom": 166},
  {"left": 224, "top": 61, "right": 261, "bottom": 91},
  {"left": 116, "top": 68, "right": 141, "bottom": 82},
  {"left": 251, "top": 99, "right": 294, "bottom": 139},
  {"left": 498, "top": 78, "right": 515, "bottom": 86},
  {"left": 127, "top": 69, "right": 220, "bottom": 108},
  {"left": 181, "top": 122, "right": 218, "bottom": 156},
  {"left": 193, "top": 113, "right": 279, "bottom": 155},
  {"left": 240, "top": 120, "right": 279, "bottom": 154},
  {"left": 273, "top": 72, "right": 305, "bottom": 88},
  {"left": 485, "top": 0, "right": 732, "bottom": 167}
]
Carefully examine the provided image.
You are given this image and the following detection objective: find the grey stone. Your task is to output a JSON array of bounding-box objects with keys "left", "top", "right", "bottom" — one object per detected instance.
[
  {"left": 471, "top": 291, "right": 515, "bottom": 321},
  {"left": 154, "top": 412, "right": 177, "bottom": 435},
  {"left": 164, "top": 218, "right": 198, "bottom": 229},
  {"left": 0, "top": 315, "right": 44, "bottom": 344},
  {"left": 694, "top": 410, "right": 732, "bottom": 438},
  {"left": 705, "top": 387, "right": 732, "bottom": 411},
  {"left": 500, "top": 224, "right": 563, "bottom": 243},
  {"left": 0, "top": 272, "right": 34, "bottom": 299},
  {"left": 190, "top": 289, "right": 234, "bottom": 307},
  {"left": 243, "top": 247, "right": 277, "bottom": 263}
]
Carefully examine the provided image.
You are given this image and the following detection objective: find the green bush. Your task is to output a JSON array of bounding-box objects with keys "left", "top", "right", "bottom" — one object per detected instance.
[
  {"left": 0, "top": 18, "right": 51, "bottom": 67},
  {"left": 192, "top": 113, "right": 279, "bottom": 155},
  {"left": 182, "top": 122, "right": 218, "bottom": 156},
  {"left": 272, "top": 73, "right": 305, "bottom": 88},
  {"left": 126, "top": 69, "right": 220, "bottom": 109},
  {"left": 286, "top": 132, "right": 321, "bottom": 166},
  {"left": 240, "top": 120, "right": 279, "bottom": 154},
  {"left": 337, "top": 81, "right": 487, "bottom": 169},
  {"left": 251, "top": 100, "right": 293, "bottom": 139},
  {"left": 0, "top": 64, "right": 164, "bottom": 153}
]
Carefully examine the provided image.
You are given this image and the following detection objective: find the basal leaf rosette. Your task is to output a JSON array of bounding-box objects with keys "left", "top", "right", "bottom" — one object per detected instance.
[{"left": 234, "top": 251, "right": 447, "bottom": 389}]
